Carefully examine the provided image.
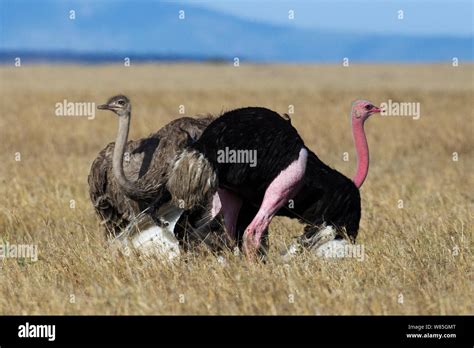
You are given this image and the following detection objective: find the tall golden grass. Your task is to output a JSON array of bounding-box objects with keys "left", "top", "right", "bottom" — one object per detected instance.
[{"left": 0, "top": 64, "right": 472, "bottom": 314}]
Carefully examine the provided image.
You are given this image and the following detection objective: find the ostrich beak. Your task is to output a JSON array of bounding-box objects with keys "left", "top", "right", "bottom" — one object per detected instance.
[
  {"left": 97, "top": 104, "right": 110, "bottom": 110},
  {"left": 372, "top": 106, "right": 381, "bottom": 114}
]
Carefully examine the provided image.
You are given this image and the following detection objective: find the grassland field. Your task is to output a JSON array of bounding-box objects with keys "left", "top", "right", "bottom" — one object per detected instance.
[{"left": 0, "top": 63, "right": 472, "bottom": 314}]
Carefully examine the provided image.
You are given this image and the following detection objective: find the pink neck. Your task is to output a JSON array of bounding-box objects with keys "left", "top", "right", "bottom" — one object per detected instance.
[{"left": 352, "top": 119, "right": 369, "bottom": 188}]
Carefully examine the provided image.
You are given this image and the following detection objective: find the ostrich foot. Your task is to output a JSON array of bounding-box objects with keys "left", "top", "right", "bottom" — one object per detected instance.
[
  {"left": 280, "top": 225, "right": 341, "bottom": 261},
  {"left": 130, "top": 203, "right": 184, "bottom": 260}
]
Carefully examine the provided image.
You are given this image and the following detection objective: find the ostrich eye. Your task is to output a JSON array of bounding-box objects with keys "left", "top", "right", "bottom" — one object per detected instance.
[
  {"left": 365, "top": 104, "right": 373, "bottom": 110},
  {"left": 117, "top": 100, "right": 125, "bottom": 106}
]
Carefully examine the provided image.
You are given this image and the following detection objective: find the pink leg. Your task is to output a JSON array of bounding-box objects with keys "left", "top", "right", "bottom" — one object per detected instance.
[
  {"left": 243, "top": 148, "right": 308, "bottom": 256},
  {"left": 211, "top": 188, "right": 242, "bottom": 244}
]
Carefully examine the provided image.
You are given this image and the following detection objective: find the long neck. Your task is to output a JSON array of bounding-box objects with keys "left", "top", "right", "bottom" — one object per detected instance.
[
  {"left": 112, "top": 113, "right": 138, "bottom": 196},
  {"left": 352, "top": 119, "right": 369, "bottom": 189}
]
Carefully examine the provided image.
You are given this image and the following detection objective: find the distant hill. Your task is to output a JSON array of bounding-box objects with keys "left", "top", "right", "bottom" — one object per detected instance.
[{"left": 0, "top": 0, "right": 472, "bottom": 63}]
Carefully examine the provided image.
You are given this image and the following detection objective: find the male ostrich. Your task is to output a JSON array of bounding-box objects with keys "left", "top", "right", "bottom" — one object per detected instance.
[
  {"left": 166, "top": 100, "right": 380, "bottom": 257},
  {"left": 88, "top": 95, "right": 225, "bottom": 253}
]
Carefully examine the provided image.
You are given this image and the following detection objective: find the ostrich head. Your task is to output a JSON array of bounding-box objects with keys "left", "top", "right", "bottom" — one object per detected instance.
[
  {"left": 97, "top": 95, "right": 131, "bottom": 117},
  {"left": 351, "top": 99, "right": 381, "bottom": 123}
]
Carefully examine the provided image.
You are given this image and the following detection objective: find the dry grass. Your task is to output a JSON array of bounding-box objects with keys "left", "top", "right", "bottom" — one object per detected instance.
[{"left": 0, "top": 63, "right": 472, "bottom": 315}]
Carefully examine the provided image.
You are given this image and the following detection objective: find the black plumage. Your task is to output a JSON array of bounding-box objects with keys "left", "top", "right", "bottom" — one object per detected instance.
[
  {"left": 192, "top": 107, "right": 305, "bottom": 199},
  {"left": 279, "top": 151, "right": 361, "bottom": 241}
]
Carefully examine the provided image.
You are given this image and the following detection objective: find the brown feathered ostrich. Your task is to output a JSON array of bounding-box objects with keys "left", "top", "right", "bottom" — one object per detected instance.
[{"left": 88, "top": 95, "right": 226, "bottom": 253}]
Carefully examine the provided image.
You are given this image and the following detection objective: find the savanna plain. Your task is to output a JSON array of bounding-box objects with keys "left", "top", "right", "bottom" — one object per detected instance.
[{"left": 0, "top": 63, "right": 472, "bottom": 314}]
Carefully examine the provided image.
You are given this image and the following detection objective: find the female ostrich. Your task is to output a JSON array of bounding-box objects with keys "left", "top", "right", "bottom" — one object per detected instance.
[
  {"left": 88, "top": 95, "right": 225, "bottom": 252},
  {"left": 166, "top": 100, "right": 380, "bottom": 257}
]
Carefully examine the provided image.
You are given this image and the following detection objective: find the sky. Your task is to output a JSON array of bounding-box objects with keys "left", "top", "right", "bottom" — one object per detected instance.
[
  {"left": 0, "top": 0, "right": 471, "bottom": 62},
  {"left": 179, "top": 0, "right": 473, "bottom": 36}
]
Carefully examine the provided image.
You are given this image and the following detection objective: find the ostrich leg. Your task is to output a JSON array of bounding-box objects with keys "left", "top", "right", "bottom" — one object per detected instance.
[
  {"left": 243, "top": 148, "right": 308, "bottom": 257},
  {"left": 210, "top": 188, "right": 243, "bottom": 246},
  {"left": 218, "top": 189, "right": 242, "bottom": 244},
  {"left": 236, "top": 202, "right": 269, "bottom": 256}
]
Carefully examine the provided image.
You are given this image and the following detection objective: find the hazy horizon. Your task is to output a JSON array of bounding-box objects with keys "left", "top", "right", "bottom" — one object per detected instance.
[{"left": 1, "top": 0, "right": 472, "bottom": 63}]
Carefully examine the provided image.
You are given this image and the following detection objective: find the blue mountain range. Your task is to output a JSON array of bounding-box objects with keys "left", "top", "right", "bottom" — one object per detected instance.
[{"left": 0, "top": 0, "right": 472, "bottom": 63}]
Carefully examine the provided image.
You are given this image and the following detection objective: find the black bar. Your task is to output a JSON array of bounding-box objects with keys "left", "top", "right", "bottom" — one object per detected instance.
[{"left": 0, "top": 315, "right": 472, "bottom": 346}]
